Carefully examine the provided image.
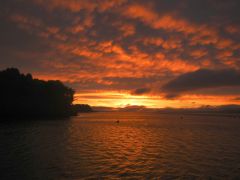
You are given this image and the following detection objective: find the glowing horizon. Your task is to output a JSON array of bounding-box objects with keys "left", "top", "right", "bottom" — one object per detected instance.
[
  {"left": 73, "top": 91, "right": 240, "bottom": 108},
  {"left": 1, "top": 0, "right": 240, "bottom": 108}
]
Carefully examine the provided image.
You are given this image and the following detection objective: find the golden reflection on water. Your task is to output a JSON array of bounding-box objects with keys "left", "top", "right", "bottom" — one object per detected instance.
[
  {"left": 62, "top": 112, "right": 240, "bottom": 179},
  {"left": 65, "top": 113, "right": 167, "bottom": 177}
]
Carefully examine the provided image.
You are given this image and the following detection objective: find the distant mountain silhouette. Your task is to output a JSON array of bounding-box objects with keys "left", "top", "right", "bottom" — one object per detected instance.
[
  {"left": 91, "top": 105, "right": 240, "bottom": 115},
  {"left": 0, "top": 68, "right": 92, "bottom": 118}
]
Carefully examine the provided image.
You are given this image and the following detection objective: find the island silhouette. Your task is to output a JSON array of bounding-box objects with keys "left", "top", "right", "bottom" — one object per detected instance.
[{"left": 0, "top": 68, "right": 92, "bottom": 118}]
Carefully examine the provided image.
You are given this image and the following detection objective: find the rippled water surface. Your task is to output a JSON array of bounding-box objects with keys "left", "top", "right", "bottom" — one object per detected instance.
[{"left": 1, "top": 112, "right": 240, "bottom": 179}]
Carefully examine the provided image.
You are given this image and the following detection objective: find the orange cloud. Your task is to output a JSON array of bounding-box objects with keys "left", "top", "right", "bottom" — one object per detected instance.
[
  {"left": 4, "top": 0, "right": 240, "bottom": 108},
  {"left": 123, "top": 3, "right": 214, "bottom": 37},
  {"left": 124, "top": 3, "right": 158, "bottom": 24},
  {"left": 118, "top": 23, "right": 136, "bottom": 37},
  {"left": 143, "top": 37, "right": 164, "bottom": 46},
  {"left": 190, "top": 49, "right": 208, "bottom": 59}
]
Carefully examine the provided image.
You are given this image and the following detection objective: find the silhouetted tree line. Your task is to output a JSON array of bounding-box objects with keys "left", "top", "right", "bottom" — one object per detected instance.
[
  {"left": 0, "top": 68, "right": 92, "bottom": 118},
  {"left": 72, "top": 104, "right": 93, "bottom": 113}
]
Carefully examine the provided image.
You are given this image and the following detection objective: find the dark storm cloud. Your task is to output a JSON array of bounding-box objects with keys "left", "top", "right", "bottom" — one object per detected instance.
[{"left": 162, "top": 69, "right": 240, "bottom": 98}]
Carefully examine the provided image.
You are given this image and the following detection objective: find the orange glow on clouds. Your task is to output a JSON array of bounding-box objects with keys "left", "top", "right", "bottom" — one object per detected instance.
[{"left": 2, "top": 0, "right": 240, "bottom": 108}]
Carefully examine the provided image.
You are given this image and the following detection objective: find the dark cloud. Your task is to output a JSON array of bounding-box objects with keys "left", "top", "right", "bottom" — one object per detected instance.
[
  {"left": 131, "top": 88, "right": 151, "bottom": 95},
  {"left": 101, "top": 76, "right": 160, "bottom": 91},
  {"left": 162, "top": 69, "right": 240, "bottom": 98}
]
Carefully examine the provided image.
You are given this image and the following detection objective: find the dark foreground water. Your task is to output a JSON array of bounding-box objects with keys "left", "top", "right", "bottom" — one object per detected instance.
[{"left": 0, "top": 112, "right": 240, "bottom": 179}]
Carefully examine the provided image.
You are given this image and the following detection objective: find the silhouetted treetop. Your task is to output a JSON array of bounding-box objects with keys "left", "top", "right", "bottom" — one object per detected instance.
[{"left": 0, "top": 68, "right": 76, "bottom": 118}]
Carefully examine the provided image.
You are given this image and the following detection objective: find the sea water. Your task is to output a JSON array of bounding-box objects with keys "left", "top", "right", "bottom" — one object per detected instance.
[{"left": 0, "top": 112, "right": 240, "bottom": 179}]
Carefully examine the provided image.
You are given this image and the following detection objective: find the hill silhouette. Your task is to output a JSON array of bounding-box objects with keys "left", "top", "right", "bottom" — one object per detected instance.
[{"left": 0, "top": 68, "right": 87, "bottom": 118}]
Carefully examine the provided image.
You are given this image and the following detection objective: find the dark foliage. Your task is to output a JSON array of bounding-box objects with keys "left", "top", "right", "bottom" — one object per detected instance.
[
  {"left": 0, "top": 68, "right": 76, "bottom": 118},
  {"left": 73, "top": 104, "right": 93, "bottom": 113}
]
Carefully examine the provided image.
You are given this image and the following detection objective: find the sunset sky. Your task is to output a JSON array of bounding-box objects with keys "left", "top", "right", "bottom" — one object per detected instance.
[{"left": 1, "top": 0, "right": 240, "bottom": 108}]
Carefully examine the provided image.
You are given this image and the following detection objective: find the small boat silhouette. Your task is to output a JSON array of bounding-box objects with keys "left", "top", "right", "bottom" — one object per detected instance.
[{"left": 116, "top": 120, "right": 120, "bottom": 123}]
